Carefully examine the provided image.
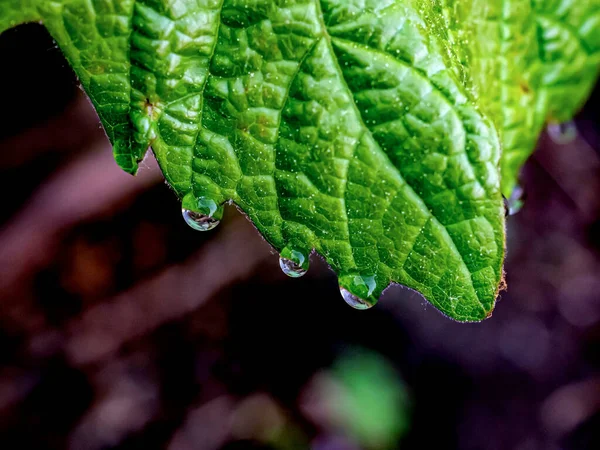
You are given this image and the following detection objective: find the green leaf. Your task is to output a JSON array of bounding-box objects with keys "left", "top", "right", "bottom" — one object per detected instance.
[
  {"left": 1, "top": 0, "right": 598, "bottom": 321},
  {"left": 329, "top": 348, "right": 410, "bottom": 448},
  {"left": 427, "top": 0, "right": 600, "bottom": 196}
]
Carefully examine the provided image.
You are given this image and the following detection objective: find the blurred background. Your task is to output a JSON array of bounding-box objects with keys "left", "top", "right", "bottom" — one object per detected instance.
[{"left": 0, "top": 24, "right": 599, "bottom": 450}]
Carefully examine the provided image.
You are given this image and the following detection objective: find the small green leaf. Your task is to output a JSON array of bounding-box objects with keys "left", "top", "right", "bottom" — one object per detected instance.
[
  {"left": 1, "top": 0, "right": 598, "bottom": 321},
  {"left": 330, "top": 348, "right": 410, "bottom": 448}
]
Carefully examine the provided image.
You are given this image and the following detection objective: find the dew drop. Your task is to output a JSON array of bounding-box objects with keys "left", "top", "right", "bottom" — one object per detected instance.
[
  {"left": 279, "top": 257, "right": 307, "bottom": 278},
  {"left": 506, "top": 185, "right": 525, "bottom": 216},
  {"left": 278, "top": 248, "right": 309, "bottom": 278},
  {"left": 338, "top": 274, "right": 378, "bottom": 310},
  {"left": 182, "top": 209, "right": 220, "bottom": 231},
  {"left": 181, "top": 196, "right": 223, "bottom": 231},
  {"left": 340, "top": 287, "right": 373, "bottom": 310},
  {"left": 547, "top": 120, "right": 577, "bottom": 145}
]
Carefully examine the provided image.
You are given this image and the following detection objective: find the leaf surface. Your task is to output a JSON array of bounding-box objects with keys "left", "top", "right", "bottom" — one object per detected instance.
[{"left": 1, "top": 0, "right": 598, "bottom": 321}]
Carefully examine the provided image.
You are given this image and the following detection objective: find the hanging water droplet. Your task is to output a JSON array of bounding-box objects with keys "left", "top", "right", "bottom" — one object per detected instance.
[
  {"left": 338, "top": 274, "right": 378, "bottom": 310},
  {"left": 278, "top": 248, "right": 309, "bottom": 278},
  {"left": 181, "top": 195, "right": 223, "bottom": 231},
  {"left": 182, "top": 208, "right": 220, "bottom": 231},
  {"left": 340, "top": 287, "right": 373, "bottom": 310},
  {"left": 503, "top": 195, "right": 510, "bottom": 217},
  {"left": 547, "top": 120, "right": 577, "bottom": 145},
  {"left": 506, "top": 185, "right": 525, "bottom": 216},
  {"left": 279, "top": 257, "right": 307, "bottom": 278}
]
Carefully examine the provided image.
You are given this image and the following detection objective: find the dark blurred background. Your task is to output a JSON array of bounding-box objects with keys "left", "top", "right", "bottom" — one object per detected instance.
[{"left": 0, "top": 24, "right": 599, "bottom": 450}]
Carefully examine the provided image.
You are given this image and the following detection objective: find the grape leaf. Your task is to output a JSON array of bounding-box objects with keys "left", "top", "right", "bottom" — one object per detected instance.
[{"left": 1, "top": 0, "right": 598, "bottom": 321}]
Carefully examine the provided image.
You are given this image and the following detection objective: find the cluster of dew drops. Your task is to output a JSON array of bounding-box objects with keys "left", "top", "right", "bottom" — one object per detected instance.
[
  {"left": 181, "top": 206, "right": 371, "bottom": 310},
  {"left": 180, "top": 120, "right": 578, "bottom": 309}
]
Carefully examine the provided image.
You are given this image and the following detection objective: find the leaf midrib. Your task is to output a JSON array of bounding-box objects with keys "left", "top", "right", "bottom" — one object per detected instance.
[{"left": 312, "top": 0, "right": 488, "bottom": 312}]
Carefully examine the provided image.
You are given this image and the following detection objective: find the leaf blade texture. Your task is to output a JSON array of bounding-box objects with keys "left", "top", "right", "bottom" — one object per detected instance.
[{"left": 1, "top": 0, "right": 598, "bottom": 321}]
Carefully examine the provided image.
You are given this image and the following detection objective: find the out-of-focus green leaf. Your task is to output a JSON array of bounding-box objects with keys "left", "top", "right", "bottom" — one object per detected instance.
[{"left": 331, "top": 349, "right": 409, "bottom": 449}]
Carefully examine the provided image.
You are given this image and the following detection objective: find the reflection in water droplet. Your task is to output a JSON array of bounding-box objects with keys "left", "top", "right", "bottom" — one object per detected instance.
[
  {"left": 278, "top": 248, "right": 309, "bottom": 278},
  {"left": 340, "top": 287, "right": 373, "bottom": 310},
  {"left": 506, "top": 185, "right": 525, "bottom": 216},
  {"left": 181, "top": 196, "right": 223, "bottom": 231},
  {"left": 338, "top": 274, "right": 378, "bottom": 310},
  {"left": 547, "top": 121, "right": 577, "bottom": 145},
  {"left": 279, "top": 256, "right": 307, "bottom": 278},
  {"left": 182, "top": 209, "right": 220, "bottom": 231}
]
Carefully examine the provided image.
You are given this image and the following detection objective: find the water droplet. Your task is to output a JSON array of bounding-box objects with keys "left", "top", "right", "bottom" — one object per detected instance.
[
  {"left": 506, "top": 185, "right": 525, "bottom": 216},
  {"left": 181, "top": 195, "right": 223, "bottom": 231},
  {"left": 547, "top": 120, "right": 577, "bottom": 145},
  {"left": 278, "top": 248, "right": 309, "bottom": 278},
  {"left": 279, "top": 257, "right": 307, "bottom": 278},
  {"left": 338, "top": 274, "right": 378, "bottom": 310},
  {"left": 340, "top": 287, "right": 373, "bottom": 310},
  {"left": 182, "top": 209, "right": 220, "bottom": 231}
]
